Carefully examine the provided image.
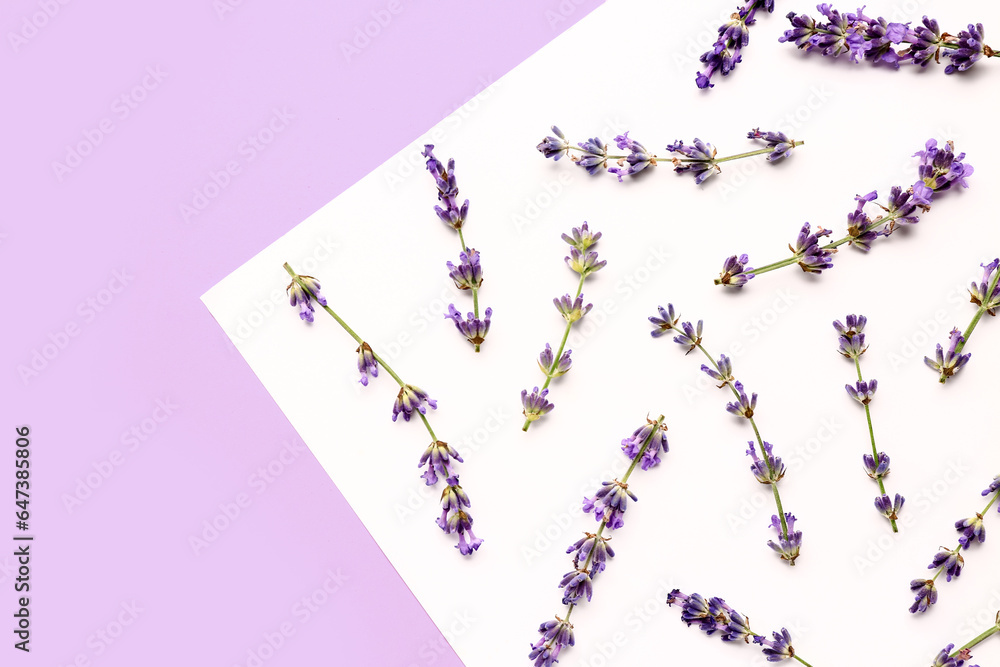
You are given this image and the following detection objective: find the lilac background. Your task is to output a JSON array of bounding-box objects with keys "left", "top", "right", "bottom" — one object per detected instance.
[{"left": 3, "top": 1, "right": 598, "bottom": 663}]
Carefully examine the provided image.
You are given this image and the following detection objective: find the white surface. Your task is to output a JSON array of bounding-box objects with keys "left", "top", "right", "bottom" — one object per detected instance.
[{"left": 202, "top": 1, "right": 1000, "bottom": 665}]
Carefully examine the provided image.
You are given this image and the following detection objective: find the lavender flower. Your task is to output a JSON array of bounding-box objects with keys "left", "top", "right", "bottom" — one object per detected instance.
[
  {"left": 538, "top": 128, "right": 803, "bottom": 184},
  {"left": 445, "top": 304, "right": 492, "bottom": 347},
  {"left": 929, "top": 644, "right": 980, "bottom": 667},
  {"left": 356, "top": 342, "right": 379, "bottom": 386},
  {"left": 529, "top": 416, "right": 668, "bottom": 665},
  {"left": 668, "top": 589, "right": 814, "bottom": 664},
  {"left": 780, "top": 6, "right": 997, "bottom": 75},
  {"left": 523, "top": 224, "right": 607, "bottom": 431},
  {"left": 283, "top": 262, "right": 482, "bottom": 556},
  {"left": 910, "top": 476, "right": 1000, "bottom": 612},
  {"left": 392, "top": 384, "right": 438, "bottom": 422},
  {"left": 836, "top": 313, "right": 902, "bottom": 531},
  {"left": 538, "top": 344, "right": 572, "bottom": 378},
  {"left": 695, "top": 0, "right": 776, "bottom": 89},
  {"left": 652, "top": 304, "right": 801, "bottom": 564},
  {"left": 716, "top": 139, "right": 971, "bottom": 289},
  {"left": 928, "top": 259, "right": 1000, "bottom": 383},
  {"left": 423, "top": 145, "right": 492, "bottom": 352}
]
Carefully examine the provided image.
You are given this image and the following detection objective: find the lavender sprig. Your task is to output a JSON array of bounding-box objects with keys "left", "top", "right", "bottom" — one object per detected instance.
[
  {"left": 284, "top": 263, "right": 482, "bottom": 556},
  {"left": 422, "top": 145, "right": 492, "bottom": 352},
  {"left": 834, "top": 314, "right": 902, "bottom": 532},
  {"left": 910, "top": 476, "right": 1000, "bottom": 613},
  {"left": 529, "top": 416, "right": 669, "bottom": 666},
  {"left": 780, "top": 6, "right": 998, "bottom": 74},
  {"left": 521, "top": 223, "right": 606, "bottom": 432},
  {"left": 932, "top": 613, "right": 1000, "bottom": 667},
  {"left": 926, "top": 259, "right": 1000, "bottom": 383},
  {"left": 667, "top": 589, "right": 816, "bottom": 665},
  {"left": 536, "top": 127, "right": 803, "bottom": 184},
  {"left": 696, "top": 0, "right": 777, "bottom": 89},
  {"left": 716, "top": 139, "right": 973, "bottom": 288},
  {"left": 650, "top": 304, "right": 801, "bottom": 565}
]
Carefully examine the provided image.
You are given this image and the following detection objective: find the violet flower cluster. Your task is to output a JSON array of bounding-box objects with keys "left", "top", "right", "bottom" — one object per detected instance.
[
  {"left": 696, "top": 0, "right": 776, "bottom": 89},
  {"left": 650, "top": 304, "right": 801, "bottom": 565},
  {"left": 529, "top": 416, "right": 669, "bottom": 666},
  {"left": 284, "top": 263, "right": 482, "bottom": 556},
  {"left": 780, "top": 5, "right": 997, "bottom": 74},
  {"left": 834, "top": 314, "right": 903, "bottom": 532},
  {"left": 926, "top": 259, "right": 1000, "bottom": 384},
  {"left": 667, "top": 589, "right": 815, "bottom": 665},
  {"left": 536, "top": 126, "right": 802, "bottom": 184},
  {"left": 422, "top": 145, "right": 492, "bottom": 352},
  {"left": 521, "top": 223, "right": 606, "bottom": 432},
  {"left": 910, "top": 475, "right": 1000, "bottom": 614},
  {"left": 716, "top": 139, "right": 973, "bottom": 288}
]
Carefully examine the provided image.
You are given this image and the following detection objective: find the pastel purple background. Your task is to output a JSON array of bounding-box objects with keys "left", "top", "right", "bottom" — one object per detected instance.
[{"left": 3, "top": 1, "right": 598, "bottom": 663}]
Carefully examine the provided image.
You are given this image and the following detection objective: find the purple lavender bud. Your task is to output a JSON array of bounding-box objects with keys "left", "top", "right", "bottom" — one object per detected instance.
[
  {"left": 695, "top": 0, "right": 774, "bottom": 89},
  {"left": 862, "top": 17, "right": 908, "bottom": 68},
  {"left": 392, "top": 384, "right": 438, "bottom": 422},
  {"left": 726, "top": 381, "right": 757, "bottom": 418},
  {"left": 423, "top": 145, "right": 469, "bottom": 230},
  {"left": 748, "top": 128, "right": 796, "bottom": 161},
  {"left": 538, "top": 343, "right": 572, "bottom": 378},
  {"left": 536, "top": 126, "right": 569, "bottom": 161},
  {"left": 833, "top": 313, "right": 867, "bottom": 337},
  {"left": 649, "top": 304, "right": 680, "bottom": 338},
  {"left": 573, "top": 137, "right": 608, "bottom": 175},
  {"left": 956, "top": 514, "right": 986, "bottom": 548},
  {"left": 901, "top": 17, "right": 943, "bottom": 67},
  {"left": 438, "top": 476, "right": 482, "bottom": 555},
  {"left": 716, "top": 253, "right": 755, "bottom": 287},
  {"left": 756, "top": 628, "right": 795, "bottom": 662},
  {"left": 672, "top": 320, "right": 704, "bottom": 353},
  {"left": 909, "top": 578, "right": 938, "bottom": 613},
  {"left": 521, "top": 387, "right": 554, "bottom": 423},
  {"left": 881, "top": 185, "right": 922, "bottom": 235},
  {"left": 945, "top": 23, "right": 989, "bottom": 74},
  {"left": 747, "top": 441, "right": 785, "bottom": 484},
  {"left": 766, "top": 513, "right": 801, "bottom": 564},
  {"left": 806, "top": 4, "right": 868, "bottom": 62},
  {"left": 667, "top": 138, "right": 720, "bottom": 184},
  {"left": 846, "top": 190, "right": 882, "bottom": 251},
  {"left": 583, "top": 480, "right": 637, "bottom": 530},
  {"left": 846, "top": 379, "right": 877, "bottom": 405},
  {"left": 930, "top": 644, "right": 977, "bottom": 667},
  {"left": 863, "top": 452, "right": 891, "bottom": 479},
  {"left": 790, "top": 223, "right": 834, "bottom": 273},
  {"left": 675, "top": 592, "right": 718, "bottom": 634},
  {"left": 722, "top": 610, "right": 757, "bottom": 643},
  {"left": 565, "top": 247, "right": 607, "bottom": 276},
  {"left": 983, "top": 475, "right": 1000, "bottom": 500},
  {"left": 418, "top": 440, "right": 464, "bottom": 486},
  {"left": 874, "top": 493, "right": 904, "bottom": 520},
  {"left": 446, "top": 248, "right": 483, "bottom": 291},
  {"left": 356, "top": 342, "right": 379, "bottom": 386},
  {"left": 780, "top": 10, "right": 819, "bottom": 48},
  {"left": 621, "top": 421, "right": 669, "bottom": 471},
  {"left": 553, "top": 293, "right": 593, "bottom": 323},
  {"left": 969, "top": 258, "right": 1000, "bottom": 314},
  {"left": 529, "top": 618, "right": 575, "bottom": 667},
  {"left": 929, "top": 547, "right": 964, "bottom": 582},
  {"left": 924, "top": 328, "right": 971, "bottom": 382},
  {"left": 915, "top": 139, "right": 974, "bottom": 193},
  {"left": 561, "top": 222, "right": 602, "bottom": 251},
  {"left": 558, "top": 569, "right": 594, "bottom": 605},
  {"left": 445, "top": 304, "right": 491, "bottom": 347},
  {"left": 286, "top": 277, "right": 326, "bottom": 322},
  {"left": 701, "top": 354, "right": 734, "bottom": 386},
  {"left": 608, "top": 132, "right": 657, "bottom": 181},
  {"left": 566, "top": 533, "right": 615, "bottom": 576}
]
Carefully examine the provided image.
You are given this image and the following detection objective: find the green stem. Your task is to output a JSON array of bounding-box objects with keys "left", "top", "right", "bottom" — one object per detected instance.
[
  {"left": 548, "top": 415, "right": 666, "bottom": 640},
  {"left": 522, "top": 273, "right": 587, "bottom": 432},
  {"left": 942, "top": 265, "right": 1000, "bottom": 381},
  {"left": 954, "top": 621, "right": 1000, "bottom": 656},
  {"left": 686, "top": 141, "right": 804, "bottom": 165},
  {"left": 792, "top": 656, "right": 815, "bottom": 667},
  {"left": 456, "top": 228, "right": 481, "bottom": 353},
  {"left": 853, "top": 357, "right": 898, "bottom": 532},
  {"left": 696, "top": 344, "right": 792, "bottom": 556}
]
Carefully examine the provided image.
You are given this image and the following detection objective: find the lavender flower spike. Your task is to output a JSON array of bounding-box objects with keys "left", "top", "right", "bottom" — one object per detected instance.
[
  {"left": 283, "top": 262, "right": 482, "bottom": 556},
  {"left": 909, "top": 475, "right": 1000, "bottom": 612},
  {"left": 422, "top": 145, "right": 492, "bottom": 352},
  {"left": 528, "top": 416, "right": 669, "bottom": 665},
  {"left": 927, "top": 259, "right": 1000, "bottom": 383},
  {"left": 695, "top": 0, "right": 777, "bottom": 89},
  {"left": 715, "top": 139, "right": 971, "bottom": 289},
  {"left": 668, "top": 589, "right": 817, "bottom": 664},
  {"left": 523, "top": 223, "right": 607, "bottom": 432},
  {"left": 652, "top": 305, "right": 801, "bottom": 564}
]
